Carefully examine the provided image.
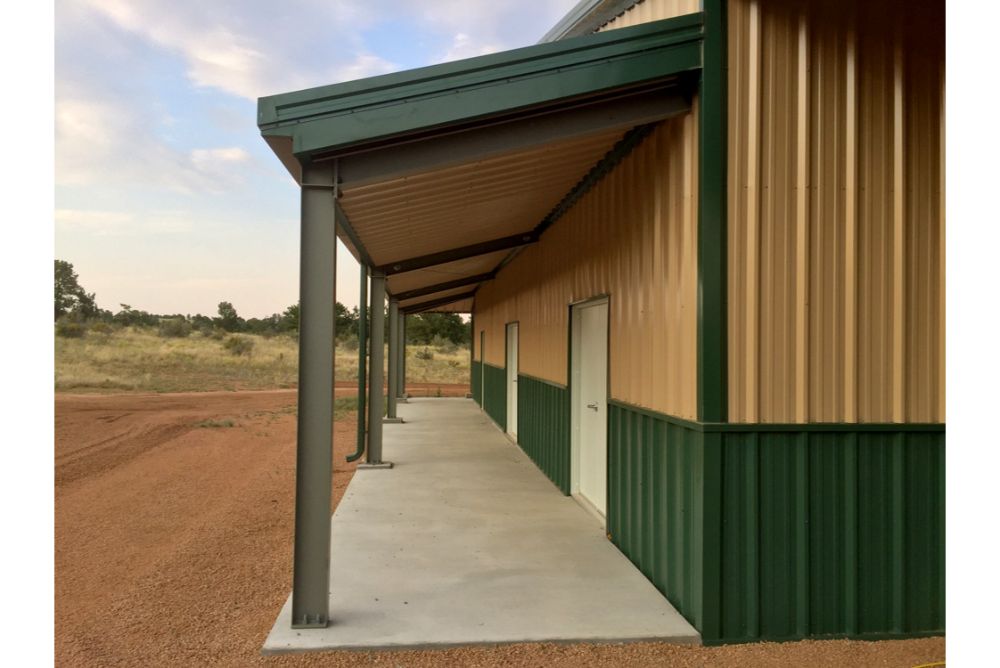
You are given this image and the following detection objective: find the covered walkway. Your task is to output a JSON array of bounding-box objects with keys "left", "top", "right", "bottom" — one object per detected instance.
[{"left": 263, "top": 398, "right": 699, "bottom": 652}]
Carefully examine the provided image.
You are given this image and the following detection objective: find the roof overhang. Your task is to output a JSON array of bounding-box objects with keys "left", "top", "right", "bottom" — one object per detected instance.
[{"left": 258, "top": 13, "right": 704, "bottom": 313}]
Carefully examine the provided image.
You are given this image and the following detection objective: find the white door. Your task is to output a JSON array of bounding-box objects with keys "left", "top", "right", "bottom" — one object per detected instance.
[
  {"left": 572, "top": 299, "right": 608, "bottom": 517},
  {"left": 506, "top": 323, "right": 518, "bottom": 438}
]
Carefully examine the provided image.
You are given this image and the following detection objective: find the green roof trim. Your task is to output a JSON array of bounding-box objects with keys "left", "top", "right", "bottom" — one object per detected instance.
[{"left": 258, "top": 13, "right": 703, "bottom": 160}]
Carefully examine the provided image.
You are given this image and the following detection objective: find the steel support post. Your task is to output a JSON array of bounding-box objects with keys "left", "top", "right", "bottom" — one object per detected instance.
[
  {"left": 347, "top": 263, "right": 368, "bottom": 463},
  {"left": 398, "top": 315, "right": 407, "bottom": 400},
  {"left": 291, "top": 163, "right": 337, "bottom": 629},
  {"left": 386, "top": 299, "right": 400, "bottom": 420},
  {"left": 363, "top": 273, "right": 392, "bottom": 467}
]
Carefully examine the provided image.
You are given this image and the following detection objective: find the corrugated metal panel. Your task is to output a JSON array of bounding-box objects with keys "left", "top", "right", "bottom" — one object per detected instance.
[
  {"left": 340, "top": 130, "right": 625, "bottom": 268},
  {"left": 608, "top": 401, "right": 706, "bottom": 631},
  {"left": 471, "top": 361, "right": 482, "bottom": 405},
  {"left": 418, "top": 298, "right": 473, "bottom": 314},
  {"left": 598, "top": 0, "right": 700, "bottom": 31},
  {"left": 482, "top": 362, "right": 507, "bottom": 428},
  {"left": 517, "top": 375, "right": 571, "bottom": 493},
  {"left": 606, "top": 400, "right": 944, "bottom": 644},
  {"left": 475, "top": 115, "right": 699, "bottom": 419},
  {"left": 727, "top": 0, "right": 945, "bottom": 424},
  {"left": 717, "top": 427, "right": 944, "bottom": 641},
  {"left": 387, "top": 251, "right": 508, "bottom": 295},
  {"left": 399, "top": 286, "right": 474, "bottom": 311}
]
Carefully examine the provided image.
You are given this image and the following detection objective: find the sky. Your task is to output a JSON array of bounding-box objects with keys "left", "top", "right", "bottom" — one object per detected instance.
[{"left": 54, "top": 0, "right": 580, "bottom": 318}]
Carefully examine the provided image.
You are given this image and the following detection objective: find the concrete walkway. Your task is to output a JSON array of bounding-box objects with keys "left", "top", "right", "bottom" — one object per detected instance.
[{"left": 263, "top": 398, "right": 699, "bottom": 653}]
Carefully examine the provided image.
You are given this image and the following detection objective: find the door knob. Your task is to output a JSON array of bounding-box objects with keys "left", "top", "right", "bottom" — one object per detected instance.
[{"left": 586, "top": 403, "right": 599, "bottom": 411}]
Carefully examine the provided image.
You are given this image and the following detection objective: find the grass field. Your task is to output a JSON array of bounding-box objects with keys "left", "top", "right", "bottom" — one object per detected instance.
[{"left": 55, "top": 326, "right": 470, "bottom": 393}]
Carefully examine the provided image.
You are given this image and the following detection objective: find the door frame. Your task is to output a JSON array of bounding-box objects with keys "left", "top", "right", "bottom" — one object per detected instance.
[
  {"left": 505, "top": 321, "right": 519, "bottom": 439},
  {"left": 568, "top": 295, "right": 610, "bottom": 523}
]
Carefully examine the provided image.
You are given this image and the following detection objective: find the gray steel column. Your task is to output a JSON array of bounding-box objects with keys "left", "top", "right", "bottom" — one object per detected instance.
[
  {"left": 365, "top": 273, "right": 390, "bottom": 465},
  {"left": 386, "top": 299, "right": 399, "bottom": 419},
  {"left": 347, "top": 263, "right": 367, "bottom": 463},
  {"left": 291, "top": 163, "right": 336, "bottom": 629},
  {"left": 396, "top": 312, "right": 406, "bottom": 403}
]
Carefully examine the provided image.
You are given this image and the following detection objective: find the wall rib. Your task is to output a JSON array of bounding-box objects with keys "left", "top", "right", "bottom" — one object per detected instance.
[{"left": 727, "top": 0, "right": 944, "bottom": 423}]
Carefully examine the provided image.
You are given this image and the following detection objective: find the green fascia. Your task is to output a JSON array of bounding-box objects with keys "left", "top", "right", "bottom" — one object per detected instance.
[{"left": 258, "top": 14, "right": 704, "bottom": 159}]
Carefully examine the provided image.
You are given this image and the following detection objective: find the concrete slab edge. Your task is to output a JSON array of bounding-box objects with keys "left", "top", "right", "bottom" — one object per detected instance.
[{"left": 262, "top": 631, "right": 702, "bottom": 655}]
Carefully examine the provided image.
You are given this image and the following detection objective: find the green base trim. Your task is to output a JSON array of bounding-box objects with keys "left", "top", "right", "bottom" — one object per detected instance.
[
  {"left": 482, "top": 362, "right": 506, "bottom": 429},
  {"left": 607, "top": 401, "right": 945, "bottom": 644},
  {"left": 701, "top": 630, "right": 945, "bottom": 647},
  {"left": 471, "top": 360, "right": 482, "bottom": 406},
  {"left": 517, "top": 374, "right": 570, "bottom": 494},
  {"left": 608, "top": 403, "right": 706, "bottom": 630}
]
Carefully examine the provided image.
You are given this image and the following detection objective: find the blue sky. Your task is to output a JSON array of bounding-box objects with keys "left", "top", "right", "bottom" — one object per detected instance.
[{"left": 54, "top": 0, "right": 579, "bottom": 317}]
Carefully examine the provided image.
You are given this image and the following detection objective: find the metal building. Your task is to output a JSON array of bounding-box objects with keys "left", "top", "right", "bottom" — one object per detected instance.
[{"left": 258, "top": 0, "right": 944, "bottom": 645}]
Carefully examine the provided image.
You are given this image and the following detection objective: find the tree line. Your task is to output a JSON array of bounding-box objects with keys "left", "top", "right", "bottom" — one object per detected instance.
[{"left": 55, "top": 260, "right": 470, "bottom": 345}]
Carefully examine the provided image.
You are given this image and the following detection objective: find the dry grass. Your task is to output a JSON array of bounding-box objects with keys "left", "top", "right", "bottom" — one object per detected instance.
[{"left": 55, "top": 326, "right": 470, "bottom": 393}]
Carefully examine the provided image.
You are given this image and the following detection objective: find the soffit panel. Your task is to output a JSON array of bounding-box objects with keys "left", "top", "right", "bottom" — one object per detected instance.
[
  {"left": 387, "top": 251, "right": 508, "bottom": 296},
  {"left": 399, "top": 285, "right": 477, "bottom": 311},
  {"left": 419, "top": 298, "right": 473, "bottom": 314},
  {"left": 339, "top": 128, "right": 625, "bottom": 268}
]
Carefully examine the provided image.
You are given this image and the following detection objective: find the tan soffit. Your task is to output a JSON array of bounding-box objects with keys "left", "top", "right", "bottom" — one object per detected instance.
[
  {"left": 339, "top": 128, "right": 626, "bottom": 270},
  {"left": 399, "top": 285, "right": 478, "bottom": 312},
  {"left": 418, "top": 298, "right": 474, "bottom": 314},
  {"left": 386, "top": 251, "right": 509, "bottom": 296}
]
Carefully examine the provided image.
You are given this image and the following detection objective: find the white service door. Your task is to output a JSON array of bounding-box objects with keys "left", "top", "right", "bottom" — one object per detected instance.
[
  {"left": 578, "top": 302, "right": 608, "bottom": 515},
  {"left": 506, "top": 323, "right": 518, "bottom": 438}
]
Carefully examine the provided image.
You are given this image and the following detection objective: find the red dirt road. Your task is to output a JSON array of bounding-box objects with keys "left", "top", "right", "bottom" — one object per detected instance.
[{"left": 55, "top": 390, "right": 944, "bottom": 667}]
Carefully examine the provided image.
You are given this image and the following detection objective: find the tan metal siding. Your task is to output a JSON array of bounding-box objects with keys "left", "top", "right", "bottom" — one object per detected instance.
[
  {"left": 598, "top": 0, "right": 700, "bottom": 31},
  {"left": 475, "top": 115, "right": 699, "bottom": 419},
  {"left": 727, "top": 0, "right": 944, "bottom": 423}
]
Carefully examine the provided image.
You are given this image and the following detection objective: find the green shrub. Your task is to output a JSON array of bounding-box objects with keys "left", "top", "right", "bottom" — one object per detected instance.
[
  {"left": 157, "top": 318, "right": 192, "bottom": 338},
  {"left": 222, "top": 335, "right": 254, "bottom": 357},
  {"left": 89, "top": 322, "right": 115, "bottom": 336},
  {"left": 56, "top": 321, "right": 86, "bottom": 338},
  {"left": 208, "top": 327, "right": 226, "bottom": 341},
  {"left": 431, "top": 335, "right": 458, "bottom": 354},
  {"left": 340, "top": 336, "right": 359, "bottom": 352},
  {"left": 416, "top": 347, "right": 434, "bottom": 360}
]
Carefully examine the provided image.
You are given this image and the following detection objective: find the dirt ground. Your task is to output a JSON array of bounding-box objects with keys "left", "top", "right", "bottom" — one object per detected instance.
[{"left": 55, "top": 390, "right": 945, "bottom": 667}]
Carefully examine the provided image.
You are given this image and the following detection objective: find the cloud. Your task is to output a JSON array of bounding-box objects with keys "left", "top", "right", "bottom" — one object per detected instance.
[
  {"left": 55, "top": 208, "right": 194, "bottom": 236},
  {"left": 55, "top": 92, "right": 256, "bottom": 192},
  {"left": 412, "top": 0, "right": 580, "bottom": 61},
  {"left": 436, "top": 33, "right": 502, "bottom": 63},
  {"left": 76, "top": 0, "right": 399, "bottom": 99},
  {"left": 71, "top": 1, "right": 579, "bottom": 99},
  {"left": 333, "top": 53, "right": 399, "bottom": 84}
]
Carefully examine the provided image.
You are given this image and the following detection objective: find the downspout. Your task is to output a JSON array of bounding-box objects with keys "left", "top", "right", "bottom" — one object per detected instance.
[{"left": 346, "top": 262, "right": 368, "bottom": 462}]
